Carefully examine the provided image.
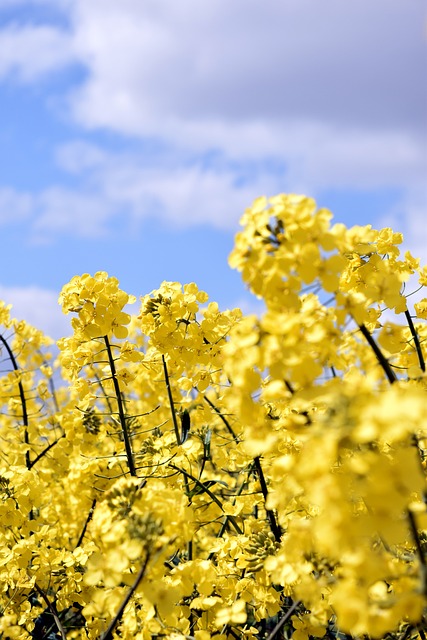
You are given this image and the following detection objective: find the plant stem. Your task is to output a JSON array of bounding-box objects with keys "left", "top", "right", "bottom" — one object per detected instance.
[
  {"left": 405, "top": 310, "right": 426, "bottom": 372},
  {"left": 0, "top": 334, "right": 30, "bottom": 469},
  {"left": 208, "top": 463, "right": 255, "bottom": 559},
  {"left": 101, "top": 553, "right": 150, "bottom": 640},
  {"left": 34, "top": 583, "right": 67, "bottom": 640},
  {"left": 75, "top": 498, "right": 97, "bottom": 548},
  {"left": 38, "top": 350, "right": 60, "bottom": 413},
  {"left": 408, "top": 509, "right": 427, "bottom": 596},
  {"left": 104, "top": 335, "right": 136, "bottom": 476},
  {"left": 265, "top": 599, "right": 300, "bottom": 640},
  {"left": 94, "top": 370, "right": 114, "bottom": 414},
  {"left": 28, "top": 435, "right": 65, "bottom": 470},
  {"left": 254, "top": 456, "right": 282, "bottom": 542},
  {"left": 358, "top": 323, "right": 397, "bottom": 384},
  {"left": 169, "top": 463, "right": 243, "bottom": 534},
  {"left": 162, "top": 354, "right": 181, "bottom": 445},
  {"left": 203, "top": 394, "right": 240, "bottom": 442}
]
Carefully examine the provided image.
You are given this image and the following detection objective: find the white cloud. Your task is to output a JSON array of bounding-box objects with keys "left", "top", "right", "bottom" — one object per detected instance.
[
  {"left": 0, "top": 188, "right": 33, "bottom": 224},
  {"left": 63, "top": 0, "right": 425, "bottom": 235},
  {"left": 22, "top": 141, "right": 286, "bottom": 238},
  {"left": 0, "top": 284, "right": 71, "bottom": 339},
  {"left": 0, "top": 23, "right": 76, "bottom": 81},
  {"left": 280, "top": 124, "right": 426, "bottom": 194},
  {"left": 0, "top": 129, "right": 424, "bottom": 241},
  {"left": 0, "top": 0, "right": 70, "bottom": 5},
  {"left": 2, "top": 1, "right": 424, "bottom": 153},
  {"left": 0, "top": 0, "right": 425, "bottom": 236},
  {"left": 62, "top": 0, "right": 426, "bottom": 178},
  {"left": 31, "top": 127, "right": 427, "bottom": 238},
  {"left": 378, "top": 187, "right": 427, "bottom": 268},
  {"left": 33, "top": 186, "right": 115, "bottom": 240},
  {"left": 66, "top": 0, "right": 425, "bottom": 133}
]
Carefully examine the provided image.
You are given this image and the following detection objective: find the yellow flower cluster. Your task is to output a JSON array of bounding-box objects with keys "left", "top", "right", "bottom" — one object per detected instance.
[
  {"left": 59, "top": 271, "right": 135, "bottom": 340},
  {"left": 0, "top": 194, "right": 426, "bottom": 640}
]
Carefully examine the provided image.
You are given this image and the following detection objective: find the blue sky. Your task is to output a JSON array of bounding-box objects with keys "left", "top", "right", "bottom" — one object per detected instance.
[{"left": 0, "top": 0, "right": 426, "bottom": 338}]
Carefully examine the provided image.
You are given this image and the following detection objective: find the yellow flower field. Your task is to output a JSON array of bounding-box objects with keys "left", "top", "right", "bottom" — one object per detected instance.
[{"left": 1, "top": 194, "right": 427, "bottom": 640}]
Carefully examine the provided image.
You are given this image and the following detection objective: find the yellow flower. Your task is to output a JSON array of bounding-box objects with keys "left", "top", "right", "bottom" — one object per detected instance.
[
  {"left": 414, "top": 298, "right": 427, "bottom": 319},
  {"left": 215, "top": 599, "right": 247, "bottom": 627}
]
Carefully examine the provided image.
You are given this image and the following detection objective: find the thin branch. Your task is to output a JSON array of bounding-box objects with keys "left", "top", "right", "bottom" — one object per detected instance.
[
  {"left": 38, "top": 350, "right": 60, "bottom": 413},
  {"left": 34, "top": 583, "right": 67, "bottom": 640},
  {"left": 168, "top": 463, "right": 243, "bottom": 534},
  {"left": 405, "top": 310, "right": 426, "bottom": 372},
  {"left": 162, "top": 354, "right": 181, "bottom": 445},
  {"left": 104, "top": 335, "right": 136, "bottom": 476},
  {"left": 408, "top": 509, "right": 427, "bottom": 596},
  {"left": 208, "top": 463, "right": 255, "bottom": 559},
  {"left": 203, "top": 394, "right": 240, "bottom": 443},
  {"left": 28, "top": 435, "right": 65, "bottom": 470},
  {"left": 75, "top": 498, "right": 97, "bottom": 549},
  {"left": 94, "top": 370, "right": 114, "bottom": 414},
  {"left": 358, "top": 323, "right": 397, "bottom": 384},
  {"left": 100, "top": 552, "right": 150, "bottom": 640},
  {"left": 254, "top": 456, "right": 282, "bottom": 542},
  {"left": 0, "top": 334, "right": 30, "bottom": 469},
  {"left": 265, "top": 599, "right": 301, "bottom": 640}
]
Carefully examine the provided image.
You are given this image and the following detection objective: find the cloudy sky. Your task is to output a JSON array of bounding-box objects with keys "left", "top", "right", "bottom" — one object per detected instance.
[{"left": 0, "top": 0, "right": 426, "bottom": 338}]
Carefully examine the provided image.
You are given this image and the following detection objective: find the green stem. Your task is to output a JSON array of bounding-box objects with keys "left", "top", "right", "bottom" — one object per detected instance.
[
  {"left": 0, "top": 334, "right": 30, "bottom": 469},
  {"left": 75, "top": 498, "right": 97, "bottom": 549},
  {"left": 38, "top": 350, "right": 60, "bottom": 413},
  {"left": 162, "top": 354, "right": 181, "bottom": 445},
  {"left": 208, "top": 463, "right": 255, "bottom": 559},
  {"left": 265, "top": 599, "right": 301, "bottom": 640},
  {"left": 405, "top": 310, "right": 426, "bottom": 372},
  {"left": 34, "top": 583, "right": 67, "bottom": 640},
  {"left": 104, "top": 335, "right": 136, "bottom": 477},
  {"left": 358, "top": 323, "right": 397, "bottom": 384},
  {"left": 408, "top": 509, "right": 427, "bottom": 596},
  {"left": 254, "top": 456, "right": 282, "bottom": 542},
  {"left": 169, "top": 463, "right": 243, "bottom": 534},
  {"left": 101, "top": 552, "right": 150, "bottom": 640},
  {"left": 28, "top": 435, "right": 64, "bottom": 470},
  {"left": 203, "top": 394, "right": 240, "bottom": 443},
  {"left": 94, "top": 370, "right": 114, "bottom": 414}
]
